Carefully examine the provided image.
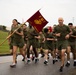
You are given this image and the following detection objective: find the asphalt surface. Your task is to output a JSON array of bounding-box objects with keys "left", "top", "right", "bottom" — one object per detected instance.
[{"left": 0, "top": 54, "right": 76, "bottom": 75}]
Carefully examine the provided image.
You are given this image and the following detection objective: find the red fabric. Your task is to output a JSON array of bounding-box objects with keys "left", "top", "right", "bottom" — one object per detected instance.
[
  {"left": 27, "top": 10, "right": 48, "bottom": 32},
  {"left": 48, "top": 27, "right": 52, "bottom": 32}
]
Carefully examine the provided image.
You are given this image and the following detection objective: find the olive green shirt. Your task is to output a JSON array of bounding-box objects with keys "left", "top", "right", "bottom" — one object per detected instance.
[
  {"left": 27, "top": 27, "right": 38, "bottom": 39},
  {"left": 71, "top": 28, "right": 76, "bottom": 41},
  {"left": 11, "top": 26, "right": 23, "bottom": 41},
  {"left": 54, "top": 24, "right": 71, "bottom": 41},
  {"left": 39, "top": 33, "right": 44, "bottom": 43},
  {"left": 44, "top": 33, "right": 54, "bottom": 43},
  {"left": 23, "top": 29, "right": 27, "bottom": 42}
]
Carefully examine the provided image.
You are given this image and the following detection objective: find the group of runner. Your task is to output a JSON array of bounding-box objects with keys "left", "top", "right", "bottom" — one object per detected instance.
[{"left": 8, "top": 17, "right": 76, "bottom": 72}]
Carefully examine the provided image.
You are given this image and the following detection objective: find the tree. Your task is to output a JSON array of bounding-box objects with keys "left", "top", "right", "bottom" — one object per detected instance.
[{"left": 3, "top": 26, "right": 6, "bottom": 30}]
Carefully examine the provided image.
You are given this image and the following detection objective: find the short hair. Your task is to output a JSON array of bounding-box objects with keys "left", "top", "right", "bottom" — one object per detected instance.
[
  {"left": 68, "top": 23, "right": 73, "bottom": 26},
  {"left": 53, "top": 24, "right": 56, "bottom": 26},
  {"left": 44, "top": 28, "right": 48, "bottom": 33}
]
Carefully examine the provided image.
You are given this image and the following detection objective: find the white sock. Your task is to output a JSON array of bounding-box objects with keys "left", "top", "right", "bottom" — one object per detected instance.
[
  {"left": 53, "top": 58, "right": 55, "bottom": 60},
  {"left": 45, "top": 59, "right": 48, "bottom": 61},
  {"left": 56, "top": 58, "right": 58, "bottom": 60},
  {"left": 12, "top": 63, "right": 16, "bottom": 65},
  {"left": 35, "top": 57, "right": 38, "bottom": 59},
  {"left": 67, "top": 61, "right": 70, "bottom": 63},
  {"left": 74, "top": 60, "right": 76, "bottom": 62},
  {"left": 27, "top": 58, "right": 30, "bottom": 60}
]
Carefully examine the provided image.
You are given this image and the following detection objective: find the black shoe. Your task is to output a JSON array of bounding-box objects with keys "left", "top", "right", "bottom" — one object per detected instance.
[
  {"left": 10, "top": 64, "right": 16, "bottom": 68},
  {"left": 32, "top": 56, "right": 35, "bottom": 61},
  {"left": 41, "top": 54, "right": 44, "bottom": 58},
  {"left": 22, "top": 57, "right": 25, "bottom": 61},
  {"left": 35, "top": 58, "right": 39, "bottom": 63},
  {"left": 59, "top": 65, "right": 64, "bottom": 72},
  {"left": 55, "top": 59, "right": 58, "bottom": 62},
  {"left": 47, "top": 55, "right": 50, "bottom": 59},
  {"left": 15, "top": 60, "right": 17, "bottom": 64},
  {"left": 65, "top": 62, "right": 70, "bottom": 67},
  {"left": 27, "top": 60, "right": 30, "bottom": 64},
  {"left": 73, "top": 61, "right": 76, "bottom": 66},
  {"left": 44, "top": 61, "right": 48, "bottom": 65},
  {"left": 53, "top": 60, "right": 56, "bottom": 64},
  {"left": 57, "top": 56, "right": 61, "bottom": 59}
]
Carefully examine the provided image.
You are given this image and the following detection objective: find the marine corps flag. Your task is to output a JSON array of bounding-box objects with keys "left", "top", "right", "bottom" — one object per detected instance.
[{"left": 27, "top": 10, "right": 48, "bottom": 32}]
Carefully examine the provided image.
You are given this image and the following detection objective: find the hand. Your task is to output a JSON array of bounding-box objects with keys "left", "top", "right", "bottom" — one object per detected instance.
[
  {"left": 34, "top": 36, "right": 37, "bottom": 38},
  {"left": 34, "top": 36, "right": 39, "bottom": 39},
  {"left": 42, "top": 41, "right": 45, "bottom": 43},
  {"left": 26, "top": 38, "right": 28, "bottom": 40},
  {"left": 46, "top": 38, "right": 50, "bottom": 40},
  {"left": 65, "top": 34, "right": 69, "bottom": 39},
  {"left": 14, "top": 30, "right": 17, "bottom": 32},
  {"left": 56, "top": 33, "right": 61, "bottom": 37},
  {"left": 71, "top": 35, "right": 76, "bottom": 38},
  {"left": 54, "top": 39, "right": 57, "bottom": 41},
  {"left": 22, "top": 36, "right": 24, "bottom": 38}
]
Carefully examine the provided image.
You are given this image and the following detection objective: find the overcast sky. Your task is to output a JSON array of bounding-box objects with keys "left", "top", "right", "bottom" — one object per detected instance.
[{"left": 0, "top": 0, "right": 76, "bottom": 28}]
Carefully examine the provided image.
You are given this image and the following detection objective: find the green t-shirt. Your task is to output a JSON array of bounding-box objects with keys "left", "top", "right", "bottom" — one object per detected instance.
[
  {"left": 71, "top": 28, "right": 76, "bottom": 41},
  {"left": 23, "top": 29, "right": 27, "bottom": 41},
  {"left": 11, "top": 26, "right": 23, "bottom": 40},
  {"left": 54, "top": 24, "right": 70, "bottom": 41},
  {"left": 39, "top": 33, "right": 44, "bottom": 43},
  {"left": 68, "top": 28, "right": 74, "bottom": 42},
  {"left": 8, "top": 31, "right": 14, "bottom": 43},
  {"left": 27, "top": 27, "right": 38, "bottom": 39},
  {"left": 44, "top": 33, "right": 54, "bottom": 43}
]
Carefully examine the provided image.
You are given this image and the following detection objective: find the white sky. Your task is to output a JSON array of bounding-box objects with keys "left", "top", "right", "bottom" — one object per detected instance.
[{"left": 0, "top": 0, "right": 76, "bottom": 28}]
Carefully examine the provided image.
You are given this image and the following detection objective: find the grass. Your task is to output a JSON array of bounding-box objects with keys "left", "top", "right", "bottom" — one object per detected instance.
[
  {"left": 0, "top": 30, "right": 41, "bottom": 54},
  {"left": 0, "top": 31, "right": 10, "bottom": 54}
]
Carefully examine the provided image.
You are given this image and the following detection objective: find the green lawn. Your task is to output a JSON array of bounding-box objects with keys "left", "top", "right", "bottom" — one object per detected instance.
[
  {"left": 0, "top": 30, "right": 40, "bottom": 54},
  {"left": 0, "top": 31, "right": 10, "bottom": 54}
]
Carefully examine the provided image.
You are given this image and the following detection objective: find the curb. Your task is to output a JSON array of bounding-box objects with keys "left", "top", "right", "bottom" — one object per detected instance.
[
  {"left": 0, "top": 53, "right": 20, "bottom": 57},
  {"left": 0, "top": 54, "right": 12, "bottom": 57}
]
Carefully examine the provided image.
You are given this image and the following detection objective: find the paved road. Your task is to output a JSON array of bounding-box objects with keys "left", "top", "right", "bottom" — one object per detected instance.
[{"left": 0, "top": 54, "right": 76, "bottom": 75}]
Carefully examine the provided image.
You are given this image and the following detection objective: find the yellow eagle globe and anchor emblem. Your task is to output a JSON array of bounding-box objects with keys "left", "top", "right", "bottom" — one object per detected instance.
[{"left": 34, "top": 16, "right": 46, "bottom": 25}]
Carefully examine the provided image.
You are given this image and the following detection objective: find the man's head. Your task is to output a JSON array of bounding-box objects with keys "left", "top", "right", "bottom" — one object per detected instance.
[
  {"left": 58, "top": 17, "right": 64, "bottom": 25},
  {"left": 68, "top": 23, "right": 73, "bottom": 29},
  {"left": 29, "top": 24, "right": 32, "bottom": 28},
  {"left": 44, "top": 28, "right": 48, "bottom": 33}
]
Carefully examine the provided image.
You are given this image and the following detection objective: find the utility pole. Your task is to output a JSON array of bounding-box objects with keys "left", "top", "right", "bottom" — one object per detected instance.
[{"left": 72, "top": 17, "right": 74, "bottom": 25}]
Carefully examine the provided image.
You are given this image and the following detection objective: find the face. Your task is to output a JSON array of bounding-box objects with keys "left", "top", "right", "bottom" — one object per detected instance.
[
  {"left": 39, "top": 31, "right": 42, "bottom": 34},
  {"left": 12, "top": 19, "right": 18, "bottom": 26},
  {"left": 58, "top": 18, "right": 64, "bottom": 25},
  {"left": 68, "top": 25, "right": 73, "bottom": 29},
  {"left": 23, "top": 25, "right": 27, "bottom": 29}
]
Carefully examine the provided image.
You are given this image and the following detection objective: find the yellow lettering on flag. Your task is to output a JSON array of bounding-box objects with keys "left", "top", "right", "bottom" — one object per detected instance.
[{"left": 34, "top": 16, "right": 46, "bottom": 25}]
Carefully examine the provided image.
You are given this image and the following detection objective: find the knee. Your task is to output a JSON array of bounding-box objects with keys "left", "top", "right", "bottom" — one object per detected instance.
[
  {"left": 44, "top": 50, "right": 48, "bottom": 54},
  {"left": 13, "top": 51, "right": 16, "bottom": 54}
]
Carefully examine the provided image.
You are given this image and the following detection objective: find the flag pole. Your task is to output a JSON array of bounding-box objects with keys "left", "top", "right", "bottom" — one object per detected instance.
[
  {"left": 0, "top": 22, "right": 26, "bottom": 46},
  {"left": 0, "top": 8, "right": 42, "bottom": 46}
]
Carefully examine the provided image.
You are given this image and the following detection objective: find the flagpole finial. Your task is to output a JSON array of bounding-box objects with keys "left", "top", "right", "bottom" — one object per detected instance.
[
  {"left": 39, "top": 6, "right": 43, "bottom": 11},
  {"left": 39, "top": 8, "right": 41, "bottom": 11},
  {"left": 38, "top": 7, "right": 42, "bottom": 11}
]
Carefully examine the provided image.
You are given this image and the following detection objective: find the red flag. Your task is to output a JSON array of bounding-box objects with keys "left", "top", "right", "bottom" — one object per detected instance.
[{"left": 27, "top": 10, "right": 48, "bottom": 32}]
